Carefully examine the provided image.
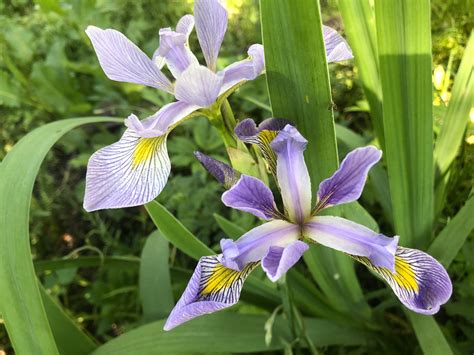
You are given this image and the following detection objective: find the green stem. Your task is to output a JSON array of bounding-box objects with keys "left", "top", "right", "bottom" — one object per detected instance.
[
  {"left": 220, "top": 99, "right": 237, "bottom": 132},
  {"left": 277, "top": 275, "right": 297, "bottom": 340}
]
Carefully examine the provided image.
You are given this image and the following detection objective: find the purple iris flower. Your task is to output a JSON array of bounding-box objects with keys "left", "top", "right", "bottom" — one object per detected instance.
[
  {"left": 82, "top": 0, "right": 353, "bottom": 212},
  {"left": 164, "top": 120, "right": 452, "bottom": 330}
]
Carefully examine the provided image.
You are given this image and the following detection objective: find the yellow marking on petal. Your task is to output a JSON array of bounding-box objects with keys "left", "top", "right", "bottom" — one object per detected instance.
[
  {"left": 201, "top": 264, "right": 239, "bottom": 295},
  {"left": 393, "top": 256, "right": 419, "bottom": 292},
  {"left": 132, "top": 137, "right": 163, "bottom": 168},
  {"left": 257, "top": 130, "right": 279, "bottom": 175}
]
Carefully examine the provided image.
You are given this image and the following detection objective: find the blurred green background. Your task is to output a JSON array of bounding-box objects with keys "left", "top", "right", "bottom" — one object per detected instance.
[{"left": 0, "top": 0, "right": 472, "bottom": 353}]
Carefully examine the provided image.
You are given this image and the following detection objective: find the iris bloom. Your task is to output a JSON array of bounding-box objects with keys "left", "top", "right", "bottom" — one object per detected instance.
[
  {"left": 83, "top": 0, "right": 353, "bottom": 211},
  {"left": 164, "top": 120, "right": 452, "bottom": 330}
]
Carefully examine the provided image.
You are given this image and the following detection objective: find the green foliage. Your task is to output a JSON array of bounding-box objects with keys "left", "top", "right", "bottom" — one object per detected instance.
[{"left": 0, "top": 0, "right": 472, "bottom": 353}]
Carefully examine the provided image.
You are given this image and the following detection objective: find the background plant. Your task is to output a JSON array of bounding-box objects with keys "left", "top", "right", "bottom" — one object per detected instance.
[{"left": 0, "top": 0, "right": 472, "bottom": 353}]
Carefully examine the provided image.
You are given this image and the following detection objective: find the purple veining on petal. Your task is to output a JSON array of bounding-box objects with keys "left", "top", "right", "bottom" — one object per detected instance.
[
  {"left": 234, "top": 117, "right": 293, "bottom": 143},
  {"left": 323, "top": 25, "right": 353, "bottom": 63},
  {"left": 304, "top": 216, "right": 398, "bottom": 271},
  {"left": 218, "top": 44, "right": 265, "bottom": 95},
  {"left": 362, "top": 247, "right": 452, "bottom": 315},
  {"left": 84, "top": 129, "right": 170, "bottom": 211},
  {"left": 174, "top": 65, "right": 224, "bottom": 107},
  {"left": 164, "top": 254, "right": 255, "bottom": 330},
  {"left": 270, "top": 125, "right": 312, "bottom": 224},
  {"left": 85, "top": 26, "right": 173, "bottom": 92},
  {"left": 194, "top": 0, "right": 228, "bottom": 71},
  {"left": 262, "top": 240, "right": 309, "bottom": 282},
  {"left": 156, "top": 28, "right": 198, "bottom": 78},
  {"left": 317, "top": 146, "right": 382, "bottom": 209},
  {"left": 124, "top": 101, "right": 200, "bottom": 138},
  {"left": 194, "top": 152, "right": 239, "bottom": 188},
  {"left": 222, "top": 175, "right": 278, "bottom": 220}
]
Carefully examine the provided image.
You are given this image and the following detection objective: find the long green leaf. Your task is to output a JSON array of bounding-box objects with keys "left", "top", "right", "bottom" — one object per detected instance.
[
  {"left": 375, "top": 1, "right": 452, "bottom": 352},
  {"left": 338, "top": 0, "right": 385, "bottom": 147},
  {"left": 405, "top": 311, "right": 453, "bottom": 355},
  {"left": 92, "top": 313, "right": 369, "bottom": 354},
  {"left": 375, "top": 0, "right": 434, "bottom": 248},
  {"left": 40, "top": 284, "right": 98, "bottom": 355},
  {"left": 139, "top": 231, "right": 174, "bottom": 322},
  {"left": 260, "top": 0, "right": 370, "bottom": 318},
  {"left": 145, "top": 201, "right": 213, "bottom": 259},
  {"left": 0, "top": 117, "right": 120, "bottom": 354},
  {"left": 429, "top": 191, "right": 474, "bottom": 268},
  {"left": 434, "top": 31, "right": 474, "bottom": 175}
]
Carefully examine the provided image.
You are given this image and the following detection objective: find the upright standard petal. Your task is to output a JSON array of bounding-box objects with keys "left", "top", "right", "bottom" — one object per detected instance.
[
  {"left": 156, "top": 28, "right": 199, "bottom": 78},
  {"left": 270, "top": 125, "right": 312, "bottom": 224},
  {"left": 176, "top": 14, "right": 195, "bottom": 38},
  {"left": 84, "top": 129, "right": 170, "bottom": 211},
  {"left": 323, "top": 25, "right": 353, "bottom": 63},
  {"left": 352, "top": 247, "right": 452, "bottom": 315},
  {"left": 174, "top": 65, "right": 223, "bottom": 107},
  {"left": 262, "top": 240, "right": 308, "bottom": 282},
  {"left": 194, "top": 0, "right": 228, "bottom": 71},
  {"left": 220, "top": 220, "right": 300, "bottom": 271},
  {"left": 235, "top": 118, "right": 293, "bottom": 176},
  {"left": 317, "top": 146, "right": 382, "bottom": 209},
  {"left": 164, "top": 255, "right": 258, "bottom": 330},
  {"left": 218, "top": 44, "right": 265, "bottom": 95},
  {"left": 222, "top": 174, "right": 279, "bottom": 220},
  {"left": 194, "top": 152, "right": 239, "bottom": 188},
  {"left": 304, "top": 216, "right": 398, "bottom": 271},
  {"left": 125, "top": 101, "right": 200, "bottom": 138},
  {"left": 85, "top": 26, "right": 173, "bottom": 92}
]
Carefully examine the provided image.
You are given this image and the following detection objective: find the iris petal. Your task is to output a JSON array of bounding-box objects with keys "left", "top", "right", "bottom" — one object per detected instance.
[
  {"left": 164, "top": 255, "right": 258, "bottom": 330},
  {"left": 194, "top": 152, "right": 239, "bottom": 188},
  {"left": 352, "top": 247, "right": 452, "bottom": 315},
  {"left": 124, "top": 101, "right": 200, "bottom": 138},
  {"left": 220, "top": 220, "right": 300, "bottom": 271},
  {"left": 174, "top": 65, "right": 223, "bottom": 107},
  {"left": 194, "top": 0, "right": 228, "bottom": 71},
  {"left": 218, "top": 44, "right": 265, "bottom": 95},
  {"left": 271, "top": 125, "right": 312, "bottom": 224},
  {"left": 304, "top": 216, "right": 398, "bottom": 271},
  {"left": 317, "top": 146, "right": 382, "bottom": 209},
  {"left": 83, "top": 129, "right": 170, "bottom": 211},
  {"left": 235, "top": 118, "right": 293, "bottom": 175},
  {"left": 85, "top": 26, "right": 173, "bottom": 92},
  {"left": 323, "top": 25, "right": 353, "bottom": 62},
  {"left": 222, "top": 175, "right": 279, "bottom": 220},
  {"left": 262, "top": 240, "right": 308, "bottom": 282}
]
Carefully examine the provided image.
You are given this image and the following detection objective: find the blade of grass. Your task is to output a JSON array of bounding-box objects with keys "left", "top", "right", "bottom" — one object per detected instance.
[
  {"left": 92, "top": 313, "right": 369, "bottom": 354},
  {"left": 338, "top": 0, "right": 385, "bottom": 147},
  {"left": 40, "top": 284, "right": 98, "bottom": 355},
  {"left": 139, "top": 231, "right": 174, "bottom": 322},
  {"left": 429, "top": 190, "right": 474, "bottom": 268},
  {"left": 375, "top": 0, "right": 434, "bottom": 248},
  {"left": 0, "top": 117, "right": 120, "bottom": 354},
  {"left": 260, "top": 0, "right": 370, "bottom": 318}
]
